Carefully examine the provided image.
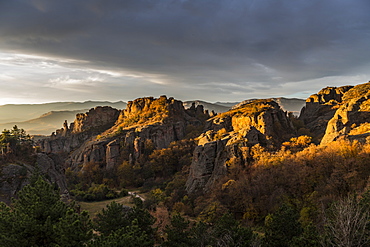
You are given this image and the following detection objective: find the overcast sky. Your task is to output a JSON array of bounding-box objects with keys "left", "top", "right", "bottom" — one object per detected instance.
[{"left": 1, "top": 0, "right": 370, "bottom": 105}]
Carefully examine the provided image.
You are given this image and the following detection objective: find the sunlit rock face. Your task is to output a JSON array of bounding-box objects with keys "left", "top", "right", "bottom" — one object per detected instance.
[
  {"left": 320, "top": 82, "right": 370, "bottom": 145},
  {"left": 39, "top": 96, "right": 210, "bottom": 171},
  {"left": 72, "top": 106, "right": 120, "bottom": 133},
  {"left": 299, "top": 85, "right": 353, "bottom": 140},
  {"left": 39, "top": 106, "right": 120, "bottom": 154},
  {"left": 296, "top": 82, "right": 370, "bottom": 145},
  {"left": 186, "top": 99, "right": 295, "bottom": 194}
]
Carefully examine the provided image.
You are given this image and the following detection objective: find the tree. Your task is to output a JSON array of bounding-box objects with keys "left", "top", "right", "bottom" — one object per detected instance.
[
  {"left": 323, "top": 196, "right": 369, "bottom": 247},
  {"left": 211, "top": 213, "right": 254, "bottom": 247},
  {"left": 162, "top": 214, "right": 193, "bottom": 247},
  {"left": 263, "top": 204, "right": 303, "bottom": 247},
  {"left": 90, "top": 219, "right": 153, "bottom": 247},
  {"left": 94, "top": 201, "right": 131, "bottom": 235},
  {"left": 92, "top": 200, "right": 154, "bottom": 247},
  {"left": 0, "top": 176, "right": 92, "bottom": 246},
  {"left": 0, "top": 125, "right": 32, "bottom": 156}
]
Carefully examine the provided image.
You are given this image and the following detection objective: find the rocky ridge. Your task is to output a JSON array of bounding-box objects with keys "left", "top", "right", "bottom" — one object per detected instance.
[
  {"left": 39, "top": 106, "right": 120, "bottom": 154},
  {"left": 320, "top": 82, "right": 370, "bottom": 144},
  {"left": 298, "top": 85, "right": 353, "bottom": 139},
  {"left": 40, "top": 96, "right": 209, "bottom": 171},
  {"left": 297, "top": 82, "right": 370, "bottom": 145},
  {"left": 186, "top": 99, "right": 295, "bottom": 193}
]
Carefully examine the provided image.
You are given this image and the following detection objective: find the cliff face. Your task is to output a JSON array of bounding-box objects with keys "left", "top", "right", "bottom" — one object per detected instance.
[
  {"left": 297, "top": 82, "right": 370, "bottom": 145},
  {"left": 186, "top": 99, "right": 295, "bottom": 193},
  {"left": 0, "top": 153, "right": 68, "bottom": 204},
  {"left": 320, "top": 83, "right": 370, "bottom": 144},
  {"left": 299, "top": 86, "right": 353, "bottom": 139},
  {"left": 39, "top": 106, "right": 120, "bottom": 154},
  {"left": 41, "top": 96, "right": 209, "bottom": 171},
  {"left": 72, "top": 106, "right": 120, "bottom": 133}
]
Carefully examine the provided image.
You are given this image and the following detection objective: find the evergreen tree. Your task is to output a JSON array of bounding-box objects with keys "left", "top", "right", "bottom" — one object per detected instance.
[
  {"left": 211, "top": 213, "right": 254, "bottom": 247},
  {"left": 0, "top": 176, "right": 92, "bottom": 246},
  {"left": 263, "top": 204, "right": 303, "bottom": 247},
  {"left": 162, "top": 214, "right": 193, "bottom": 247},
  {"left": 89, "top": 219, "right": 153, "bottom": 247},
  {"left": 95, "top": 201, "right": 131, "bottom": 235},
  {"left": 92, "top": 200, "right": 154, "bottom": 247}
]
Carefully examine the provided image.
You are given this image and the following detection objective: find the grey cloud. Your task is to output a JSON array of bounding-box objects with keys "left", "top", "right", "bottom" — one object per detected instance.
[{"left": 1, "top": 0, "right": 370, "bottom": 103}]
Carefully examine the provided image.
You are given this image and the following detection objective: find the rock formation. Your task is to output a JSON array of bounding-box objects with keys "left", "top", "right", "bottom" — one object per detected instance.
[
  {"left": 72, "top": 106, "right": 120, "bottom": 133},
  {"left": 39, "top": 106, "right": 120, "bottom": 154},
  {"left": 40, "top": 96, "right": 209, "bottom": 171},
  {"left": 299, "top": 85, "right": 353, "bottom": 139},
  {"left": 0, "top": 153, "right": 68, "bottom": 204},
  {"left": 297, "top": 82, "right": 370, "bottom": 145},
  {"left": 321, "top": 82, "right": 370, "bottom": 144},
  {"left": 186, "top": 99, "right": 295, "bottom": 193}
]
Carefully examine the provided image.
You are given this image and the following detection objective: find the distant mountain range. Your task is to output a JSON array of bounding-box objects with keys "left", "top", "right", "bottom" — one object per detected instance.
[
  {"left": 183, "top": 100, "right": 230, "bottom": 114},
  {"left": 0, "top": 98, "right": 305, "bottom": 135},
  {"left": 0, "top": 101, "right": 127, "bottom": 135}
]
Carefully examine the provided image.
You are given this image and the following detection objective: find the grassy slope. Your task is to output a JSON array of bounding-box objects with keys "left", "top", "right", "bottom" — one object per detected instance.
[
  {"left": 77, "top": 191, "right": 146, "bottom": 218},
  {"left": 78, "top": 196, "right": 135, "bottom": 218}
]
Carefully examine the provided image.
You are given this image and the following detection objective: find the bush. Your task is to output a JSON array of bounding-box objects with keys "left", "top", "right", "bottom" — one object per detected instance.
[{"left": 70, "top": 184, "right": 121, "bottom": 202}]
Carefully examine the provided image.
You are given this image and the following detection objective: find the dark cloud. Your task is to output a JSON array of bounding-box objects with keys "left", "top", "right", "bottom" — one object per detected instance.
[{"left": 1, "top": 0, "right": 370, "bottom": 103}]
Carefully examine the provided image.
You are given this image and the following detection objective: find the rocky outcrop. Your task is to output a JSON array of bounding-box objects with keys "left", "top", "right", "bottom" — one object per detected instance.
[
  {"left": 207, "top": 100, "right": 295, "bottom": 142},
  {"left": 186, "top": 99, "right": 295, "bottom": 194},
  {"left": 39, "top": 106, "right": 120, "bottom": 154},
  {"left": 43, "top": 96, "right": 209, "bottom": 171},
  {"left": 297, "top": 82, "right": 370, "bottom": 144},
  {"left": 72, "top": 106, "right": 120, "bottom": 133},
  {"left": 0, "top": 153, "right": 68, "bottom": 204},
  {"left": 299, "top": 86, "right": 353, "bottom": 139},
  {"left": 234, "top": 97, "right": 305, "bottom": 116},
  {"left": 321, "top": 82, "right": 370, "bottom": 144},
  {"left": 106, "top": 139, "right": 120, "bottom": 169}
]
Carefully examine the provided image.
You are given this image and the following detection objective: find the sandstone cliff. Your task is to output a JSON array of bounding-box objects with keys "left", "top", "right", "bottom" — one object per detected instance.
[
  {"left": 41, "top": 96, "right": 209, "bottom": 171},
  {"left": 39, "top": 106, "right": 120, "bottom": 154},
  {"left": 299, "top": 85, "right": 353, "bottom": 139},
  {"left": 321, "top": 82, "right": 370, "bottom": 144},
  {"left": 186, "top": 99, "right": 295, "bottom": 193}
]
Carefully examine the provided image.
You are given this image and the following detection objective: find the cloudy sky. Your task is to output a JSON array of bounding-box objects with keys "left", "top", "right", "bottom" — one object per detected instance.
[{"left": 1, "top": 0, "right": 370, "bottom": 105}]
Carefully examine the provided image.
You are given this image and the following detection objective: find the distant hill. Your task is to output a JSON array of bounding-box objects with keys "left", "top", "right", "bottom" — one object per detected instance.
[
  {"left": 0, "top": 110, "right": 84, "bottom": 135},
  {"left": 183, "top": 100, "right": 230, "bottom": 114},
  {"left": 272, "top": 98, "right": 306, "bottom": 115},
  {"left": 214, "top": 102, "right": 239, "bottom": 108},
  {"left": 0, "top": 101, "right": 127, "bottom": 135},
  {"left": 0, "top": 101, "right": 127, "bottom": 123}
]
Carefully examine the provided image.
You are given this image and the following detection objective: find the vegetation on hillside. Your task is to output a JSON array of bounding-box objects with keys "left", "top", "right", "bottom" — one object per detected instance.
[
  {"left": 0, "top": 125, "right": 33, "bottom": 163},
  {"left": 117, "top": 96, "right": 171, "bottom": 129}
]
